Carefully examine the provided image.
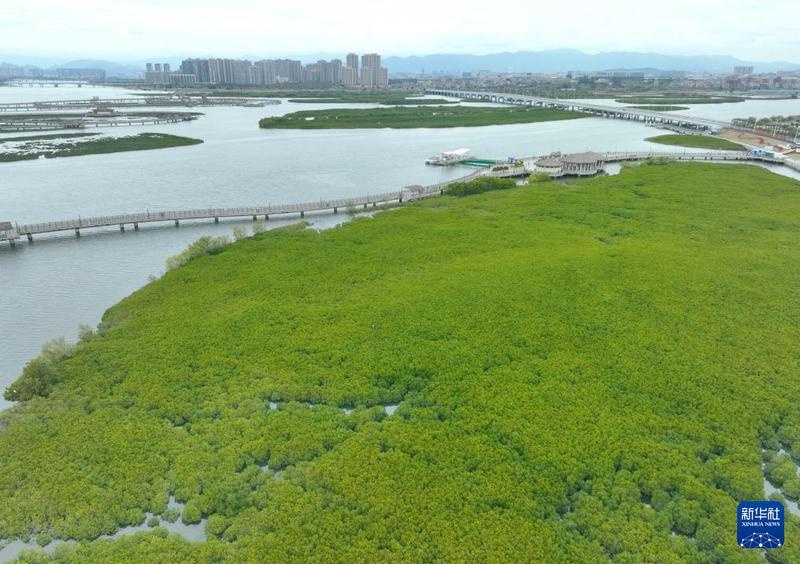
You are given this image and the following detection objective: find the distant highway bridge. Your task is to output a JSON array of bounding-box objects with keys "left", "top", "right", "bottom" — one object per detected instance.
[
  {"left": 3, "top": 151, "right": 796, "bottom": 246},
  {"left": 425, "top": 89, "right": 732, "bottom": 131},
  {"left": 1, "top": 80, "right": 99, "bottom": 88},
  {"left": 0, "top": 96, "right": 279, "bottom": 113},
  {"left": 0, "top": 97, "right": 181, "bottom": 112}
]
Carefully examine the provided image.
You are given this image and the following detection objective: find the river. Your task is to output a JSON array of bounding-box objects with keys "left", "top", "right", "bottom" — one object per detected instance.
[{"left": 0, "top": 86, "right": 798, "bottom": 410}]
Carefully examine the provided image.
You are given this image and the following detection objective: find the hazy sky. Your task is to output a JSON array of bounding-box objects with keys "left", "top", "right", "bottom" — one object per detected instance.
[{"left": 2, "top": 0, "right": 798, "bottom": 62}]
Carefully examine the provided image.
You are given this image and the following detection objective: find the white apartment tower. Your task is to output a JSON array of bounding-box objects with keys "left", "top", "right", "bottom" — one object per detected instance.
[
  {"left": 342, "top": 53, "right": 360, "bottom": 86},
  {"left": 360, "top": 53, "right": 388, "bottom": 88}
]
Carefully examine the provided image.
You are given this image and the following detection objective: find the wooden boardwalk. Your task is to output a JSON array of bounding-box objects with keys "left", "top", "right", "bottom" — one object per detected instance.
[
  {"left": 3, "top": 170, "right": 484, "bottom": 244},
  {"left": 0, "top": 97, "right": 175, "bottom": 112},
  {"left": 604, "top": 151, "right": 799, "bottom": 173},
  {"left": 596, "top": 151, "right": 788, "bottom": 165},
  {"left": 0, "top": 97, "right": 280, "bottom": 113},
  {"left": 2, "top": 151, "right": 796, "bottom": 245},
  {"left": 0, "top": 114, "right": 197, "bottom": 132}
]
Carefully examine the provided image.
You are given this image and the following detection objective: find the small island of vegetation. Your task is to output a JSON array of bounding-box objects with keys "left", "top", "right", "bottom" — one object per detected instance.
[
  {"left": 180, "top": 89, "right": 460, "bottom": 105},
  {"left": 259, "top": 106, "right": 587, "bottom": 129},
  {"left": 0, "top": 133, "right": 204, "bottom": 163},
  {"left": 444, "top": 176, "right": 520, "bottom": 197},
  {"left": 182, "top": 90, "right": 428, "bottom": 104},
  {"left": 1, "top": 162, "right": 799, "bottom": 561},
  {"left": 645, "top": 134, "right": 746, "bottom": 150},
  {"left": 0, "top": 132, "right": 99, "bottom": 144},
  {"left": 288, "top": 97, "right": 457, "bottom": 106}
]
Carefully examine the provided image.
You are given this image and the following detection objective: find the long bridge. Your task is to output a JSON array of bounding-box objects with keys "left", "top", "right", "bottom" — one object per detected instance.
[
  {"left": 1, "top": 80, "right": 99, "bottom": 88},
  {"left": 2, "top": 151, "right": 796, "bottom": 246},
  {"left": 0, "top": 98, "right": 179, "bottom": 112},
  {"left": 0, "top": 172, "right": 484, "bottom": 245},
  {"left": 0, "top": 96, "right": 279, "bottom": 113},
  {"left": 590, "top": 150, "right": 789, "bottom": 165},
  {"left": 425, "top": 89, "right": 732, "bottom": 131},
  {"left": 0, "top": 114, "right": 197, "bottom": 132}
]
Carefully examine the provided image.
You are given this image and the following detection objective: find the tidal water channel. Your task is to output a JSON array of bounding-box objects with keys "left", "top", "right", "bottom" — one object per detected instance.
[{"left": 1, "top": 86, "right": 797, "bottom": 411}]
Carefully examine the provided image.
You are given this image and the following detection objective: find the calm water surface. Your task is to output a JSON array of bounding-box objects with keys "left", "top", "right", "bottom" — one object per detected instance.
[{"left": 1, "top": 86, "right": 798, "bottom": 410}]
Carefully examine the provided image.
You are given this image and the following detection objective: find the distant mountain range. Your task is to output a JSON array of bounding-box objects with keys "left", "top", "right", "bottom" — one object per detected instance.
[
  {"left": 0, "top": 58, "right": 143, "bottom": 78},
  {"left": 4, "top": 49, "right": 800, "bottom": 78},
  {"left": 384, "top": 49, "right": 800, "bottom": 75},
  {"left": 52, "top": 59, "right": 142, "bottom": 78}
]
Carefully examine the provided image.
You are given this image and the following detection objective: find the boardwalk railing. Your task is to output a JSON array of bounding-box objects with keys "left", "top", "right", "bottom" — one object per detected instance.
[
  {"left": 6, "top": 169, "right": 485, "bottom": 242},
  {"left": 2, "top": 152, "right": 796, "bottom": 244},
  {"left": 16, "top": 195, "right": 401, "bottom": 236},
  {"left": 427, "top": 89, "right": 800, "bottom": 146},
  {"left": 599, "top": 151, "right": 786, "bottom": 164}
]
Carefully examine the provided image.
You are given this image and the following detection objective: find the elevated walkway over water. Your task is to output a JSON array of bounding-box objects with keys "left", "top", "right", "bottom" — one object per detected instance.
[
  {"left": 2, "top": 152, "right": 796, "bottom": 246},
  {"left": 426, "top": 89, "right": 800, "bottom": 147},
  {"left": 425, "top": 88, "right": 730, "bottom": 131},
  {"left": 0, "top": 172, "right": 484, "bottom": 245}
]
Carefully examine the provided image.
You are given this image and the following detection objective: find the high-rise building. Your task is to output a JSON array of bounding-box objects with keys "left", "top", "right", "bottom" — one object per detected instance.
[
  {"left": 148, "top": 62, "right": 196, "bottom": 86},
  {"left": 253, "top": 60, "right": 276, "bottom": 85},
  {"left": 330, "top": 59, "right": 342, "bottom": 84},
  {"left": 273, "top": 59, "right": 302, "bottom": 83},
  {"left": 375, "top": 67, "right": 388, "bottom": 88},
  {"left": 361, "top": 53, "right": 381, "bottom": 70},
  {"left": 0, "top": 64, "right": 21, "bottom": 80},
  {"left": 304, "top": 59, "right": 343, "bottom": 84},
  {"left": 207, "top": 59, "right": 223, "bottom": 83},
  {"left": 734, "top": 65, "right": 754, "bottom": 75},
  {"left": 182, "top": 58, "right": 255, "bottom": 85},
  {"left": 302, "top": 62, "right": 322, "bottom": 83},
  {"left": 341, "top": 66, "right": 358, "bottom": 86},
  {"left": 176, "top": 54, "right": 384, "bottom": 87},
  {"left": 342, "top": 53, "right": 360, "bottom": 86},
  {"left": 231, "top": 60, "right": 252, "bottom": 85},
  {"left": 168, "top": 73, "right": 198, "bottom": 86},
  {"left": 181, "top": 59, "right": 211, "bottom": 84},
  {"left": 56, "top": 68, "right": 106, "bottom": 80},
  {"left": 360, "top": 53, "right": 388, "bottom": 88}
]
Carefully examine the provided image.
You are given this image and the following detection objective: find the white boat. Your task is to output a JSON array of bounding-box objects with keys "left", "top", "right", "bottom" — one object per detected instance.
[{"left": 425, "top": 148, "right": 471, "bottom": 166}]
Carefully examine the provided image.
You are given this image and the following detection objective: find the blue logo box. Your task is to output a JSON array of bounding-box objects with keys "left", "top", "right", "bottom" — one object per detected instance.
[{"left": 738, "top": 501, "right": 784, "bottom": 549}]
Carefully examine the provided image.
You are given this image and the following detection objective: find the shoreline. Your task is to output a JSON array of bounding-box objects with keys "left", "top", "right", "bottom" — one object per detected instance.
[
  {"left": 2, "top": 162, "right": 799, "bottom": 561},
  {"left": 2, "top": 149, "right": 797, "bottom": 246}
]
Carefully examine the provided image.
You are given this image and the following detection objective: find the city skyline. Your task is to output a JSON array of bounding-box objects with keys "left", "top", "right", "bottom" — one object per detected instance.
[
  {"left": 2, "top": 0, "right": 799, "bottom": 62},
  {"left": 4, "top": 49, "right": 800, "bottom": 84},
  {"left": 143, "top": 52, "right": 389, "bottom": 87}
]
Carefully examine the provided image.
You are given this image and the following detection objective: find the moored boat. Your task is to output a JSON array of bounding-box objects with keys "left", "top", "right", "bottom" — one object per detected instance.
[{"left": 425, "top": 148, "right": 471, "bottom": 166}]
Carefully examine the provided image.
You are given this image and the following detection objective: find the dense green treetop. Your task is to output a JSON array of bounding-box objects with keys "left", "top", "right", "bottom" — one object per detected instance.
[
  {"left": 2, "top": 162, "right": 799, "bottom": 562},
  {"left": 645, "top": 134, "right": 747, "bottom": 151},
  {"left": 258, "top": 106, "right": 587, "bottom": 129},
  {"left": 0, "top": 133, "right": 203, "bottom": 163}
]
